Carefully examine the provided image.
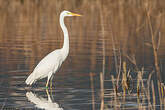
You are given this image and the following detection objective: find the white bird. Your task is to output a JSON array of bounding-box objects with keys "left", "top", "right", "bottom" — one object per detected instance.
[{"left": 25, "top": 10, "right": 81, "bottom": 88}]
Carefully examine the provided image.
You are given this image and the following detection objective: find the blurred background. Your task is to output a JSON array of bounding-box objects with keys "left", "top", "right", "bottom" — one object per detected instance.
[
  {"left": 0, "top": 0, "right": 165, "bottom": 75},
  {"left": 0, "top": 0, "right": 165, "bottom": 76}
]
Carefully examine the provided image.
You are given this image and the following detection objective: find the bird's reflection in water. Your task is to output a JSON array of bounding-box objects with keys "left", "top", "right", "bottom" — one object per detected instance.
[{"left": 26, "top": 89, "right": 63, "bottom": 110}]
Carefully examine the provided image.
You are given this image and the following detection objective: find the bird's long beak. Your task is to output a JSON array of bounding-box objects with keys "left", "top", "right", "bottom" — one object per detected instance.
[{"left": 70, "top": 12, "right": 82, "bottom": 16}]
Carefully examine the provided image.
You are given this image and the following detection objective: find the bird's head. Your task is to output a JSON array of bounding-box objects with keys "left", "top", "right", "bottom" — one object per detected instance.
[{"left": 62, "top": 10, "right": 82, "bottom": 17}]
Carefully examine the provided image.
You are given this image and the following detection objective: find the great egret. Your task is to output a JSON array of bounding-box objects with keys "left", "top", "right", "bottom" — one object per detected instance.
[{"left": 25, "top": 10, "right": 81, "bottom": 88}]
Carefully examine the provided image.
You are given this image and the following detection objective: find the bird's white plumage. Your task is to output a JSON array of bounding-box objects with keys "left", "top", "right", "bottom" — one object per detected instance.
[
  {"left": 25, "top": 10, "right": 81, "bottom": 87},
  {"left": 26, "top": 50, "right": 63, "bottom": 85}
]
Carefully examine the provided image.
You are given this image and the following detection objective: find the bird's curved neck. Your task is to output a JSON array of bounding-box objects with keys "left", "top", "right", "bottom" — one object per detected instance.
[{"left": 60, "top": 14, "right": 69, "bottom": 60}]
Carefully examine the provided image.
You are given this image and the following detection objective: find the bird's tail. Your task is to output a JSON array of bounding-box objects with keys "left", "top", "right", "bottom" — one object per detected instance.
[{"left": 25, "top": 72, "right": 36, "bottom": 85}]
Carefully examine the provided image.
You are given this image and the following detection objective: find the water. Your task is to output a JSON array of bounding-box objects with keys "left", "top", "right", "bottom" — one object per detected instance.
[
  {"left": 0, "top": 71, "right": 101, "bottom": 110},
  {"left": 0, "top": 0, "right": 165, "bottom": 110},
  {"left": 0, "top": 71, "right": 164, "bottom": 109}
]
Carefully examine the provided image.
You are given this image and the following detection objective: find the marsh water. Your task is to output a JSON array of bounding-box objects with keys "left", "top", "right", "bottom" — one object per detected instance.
[{"left": 0, "top": 0, "right": 165, "bottom": 110}]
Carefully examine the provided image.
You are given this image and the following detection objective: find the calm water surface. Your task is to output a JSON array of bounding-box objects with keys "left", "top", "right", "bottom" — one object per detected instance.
[
  {"left": 0, "top": 70, "right": 101, "bottom": 109},
  {"left": 0, "top": 70, "right": 164, "bottom": 109}
]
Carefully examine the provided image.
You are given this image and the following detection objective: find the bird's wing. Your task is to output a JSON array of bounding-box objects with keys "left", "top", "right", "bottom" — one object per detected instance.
[{"left": 32, "top": 50, "right": 63, "bottom": 80}]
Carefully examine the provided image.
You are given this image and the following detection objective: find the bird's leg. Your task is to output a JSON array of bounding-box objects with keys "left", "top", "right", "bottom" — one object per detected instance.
[
  {"left": 50, "top": 76, "right": 54, "bottom": 89},
  {"left": 50, "top": 86, "right": 53, "bottom": 97},
  {"left": 46, "top": 87, "right": 49, "bottom": 95},
  {"left": 46, "top": 76, "right": 51, "bottom": 88},
  {"left": 46, "top": 79, "right": 49, "bottom": 89},
  {"left": 46, "top": 87, "right": 53, "bottom": 103},
  {"left": 46, "top": 88, "right": 52, "bottom": 102},
  {"left": 46, "top": 72, "right": 52, "bottom": 89},
  {"left": 50, "top": 80, "right": 52, "bottom": 89}
]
